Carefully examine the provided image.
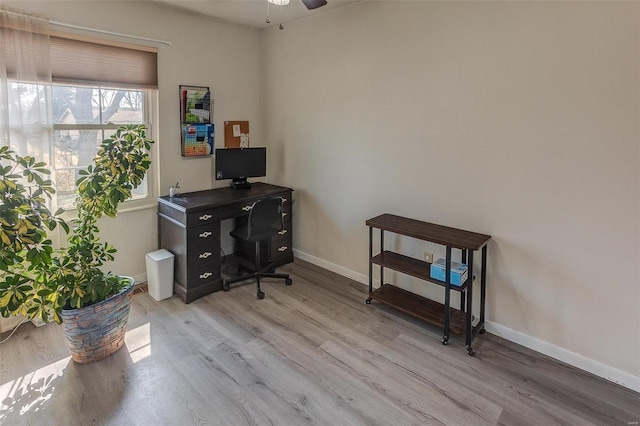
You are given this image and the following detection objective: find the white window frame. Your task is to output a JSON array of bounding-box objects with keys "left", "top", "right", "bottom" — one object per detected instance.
[{"left": 52, "top": 85, "right": 159, "bottom": 212}]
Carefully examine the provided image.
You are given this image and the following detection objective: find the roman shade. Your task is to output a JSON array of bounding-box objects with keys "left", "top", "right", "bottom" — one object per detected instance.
[
  {"left": 1, "top": 17, "right": 157, "bottom": 88},
  {"left": 50, "top": 35, "right": 158, "bottom": 89}
]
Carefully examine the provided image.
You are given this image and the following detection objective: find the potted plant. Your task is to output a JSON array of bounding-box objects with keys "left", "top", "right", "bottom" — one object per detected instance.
[{"left": 0, "top": 125, "right": 154, "bottom": 363}]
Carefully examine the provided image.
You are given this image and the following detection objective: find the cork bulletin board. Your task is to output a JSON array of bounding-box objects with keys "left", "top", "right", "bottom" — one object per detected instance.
[{"left": 224, "top": 121, "right": 249, "bottom": 148}]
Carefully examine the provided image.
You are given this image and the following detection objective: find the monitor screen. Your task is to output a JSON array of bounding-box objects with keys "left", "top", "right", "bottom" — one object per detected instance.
[{"left": 215, "top": 147, "right": 266, "bottom": 189}]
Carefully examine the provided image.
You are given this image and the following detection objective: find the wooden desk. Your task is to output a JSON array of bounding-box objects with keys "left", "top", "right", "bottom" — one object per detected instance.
[
  {"left": 366, "top": 213, "right": 491, "bottom": 355},
  {"left": 157, "top": 183, "right": 294, "bottom": 303}
]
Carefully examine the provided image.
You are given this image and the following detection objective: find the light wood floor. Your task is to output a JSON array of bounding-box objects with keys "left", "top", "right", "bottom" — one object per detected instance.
[{"left": 1, "top": 258, "right": 639, "bottom": 425}]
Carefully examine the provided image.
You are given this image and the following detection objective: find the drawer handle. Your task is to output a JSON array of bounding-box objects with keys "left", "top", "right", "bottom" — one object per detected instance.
[
  {"left": 199, "top": 272, "right": 212, "bottom": 279},
  {"left": 242, "top": 205, "right": 253, "bottom": 212},
  {"left": 278, "top": 229, "right": 288, "bottom": 235},
  {"left": 282, "top": 213, "right": 287, "bottom": 218},
  {"left": 278, "top": 246, "right": 288, "bottom": 252},
  {"left": 199, "top": 214, "right": 213, "bottom": 221},
  {"left": 199, "top": 252, "right": 212, "bottom": 259},
  {"left": 199, "top": 231, "right": 212, "bottom": 238}
]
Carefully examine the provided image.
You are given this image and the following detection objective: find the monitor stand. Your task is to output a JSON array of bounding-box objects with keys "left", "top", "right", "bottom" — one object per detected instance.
[{"left": 230, "top": 178, "right": 251, "bottom": 190}]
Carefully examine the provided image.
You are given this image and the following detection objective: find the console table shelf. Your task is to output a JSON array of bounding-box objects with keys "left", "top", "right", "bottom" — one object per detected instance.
[
  {"left": 366, "top": 213, "right": 491, "bottom": 355},
  {"left": 370, "top": 284, "right": 466, "bottom": 335},
  {"left": 371, "top": 251, "right": 469, "bottom": 291}
]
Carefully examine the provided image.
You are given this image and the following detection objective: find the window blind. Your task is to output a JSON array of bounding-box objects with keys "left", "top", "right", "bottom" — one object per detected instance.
[{"left": 50, "top": 36, "right": 158, "bottom": 89}]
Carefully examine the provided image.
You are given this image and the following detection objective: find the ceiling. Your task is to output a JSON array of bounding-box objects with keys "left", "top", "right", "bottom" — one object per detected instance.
[{"left": 155, "top": 0, "right": 361, "bottom": 30}]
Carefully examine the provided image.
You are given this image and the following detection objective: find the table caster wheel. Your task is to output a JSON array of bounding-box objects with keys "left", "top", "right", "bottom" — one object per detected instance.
[
  {"left": 366, "top": 298, "right": 372, "bottom": 304},
  {"left": 466, "top": 345, "right": 475, "bottom": 356},
  {"left": 223, "top": 283, "right": 230, "bottom": 292},
  {"left": 441, "top": 336, "right": 449, "bottom": 345},
  {"left": 285, "top": 278, "right": 293, "bottom": 286},
  {"left": 257, "top": 291, "right": 265, "bottom": 300}
]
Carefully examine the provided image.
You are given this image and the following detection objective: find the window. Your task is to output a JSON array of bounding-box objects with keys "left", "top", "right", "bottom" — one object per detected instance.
[
  {"left": 1, "top": 22, "right": 158, "bottom": 210},
  {"left": 52, "top": 84, "right": 157, "bottom": 209}
]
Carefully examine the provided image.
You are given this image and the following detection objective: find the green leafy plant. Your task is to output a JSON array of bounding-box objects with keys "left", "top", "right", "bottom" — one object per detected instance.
[{"left": 0, "top": 125, "right": 154, "bottom": 324}]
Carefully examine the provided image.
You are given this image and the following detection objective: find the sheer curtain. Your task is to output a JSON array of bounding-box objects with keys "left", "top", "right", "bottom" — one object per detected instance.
[
  {"left": 0, "top": 8, "right": 54, "bottom": 330},
  {"left": 0, "top": 7, "right": 54, "bottom": 182}
]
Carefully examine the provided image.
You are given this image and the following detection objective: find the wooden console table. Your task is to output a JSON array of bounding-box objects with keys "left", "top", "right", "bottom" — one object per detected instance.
[
  {"left": 157, "top": 183, "right": 294, "bottom": 303},
  {"left": 366, "top": 214, "right": 491, "bottom": 355}
]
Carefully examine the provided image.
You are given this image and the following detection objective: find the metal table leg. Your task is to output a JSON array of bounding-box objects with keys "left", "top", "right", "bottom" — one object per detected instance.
[
  {"left": 465, "top": 250, "right": 475, "bottom": 355},
  {"left": 475, "top": 244, "right": 487, "bottom": 334},
  {"left": 380, "top": 229, "right": 384, "bottom": 288},
  {"left": 366, "top": 226, "right": 373, "bottom": 304},
  {"left": 460, "top": 249, "right": 467, "bottom": 312},
  {"left": 442, "top": 246, "right": 452, "bottom": 345}
]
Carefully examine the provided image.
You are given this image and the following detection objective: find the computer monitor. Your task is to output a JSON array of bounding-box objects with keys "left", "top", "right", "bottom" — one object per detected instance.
[{"left": 215, "top": 147, "right": 266, "bottom": 189}]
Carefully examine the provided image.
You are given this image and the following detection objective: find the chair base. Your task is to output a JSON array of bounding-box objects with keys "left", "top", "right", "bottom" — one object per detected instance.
[{"left": 224, "top": 262, "right": 292, "bottom": 299}]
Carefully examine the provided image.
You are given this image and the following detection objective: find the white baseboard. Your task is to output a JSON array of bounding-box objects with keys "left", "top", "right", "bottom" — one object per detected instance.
[
  {"left": 293, "top": 248, "right": 640, "bottom": 393},
  {"left": 486, "top": 321, "right": 640, "bottom": 393},
  {"left": 293, "top": 249, "right": 369, "bottom": 285}
]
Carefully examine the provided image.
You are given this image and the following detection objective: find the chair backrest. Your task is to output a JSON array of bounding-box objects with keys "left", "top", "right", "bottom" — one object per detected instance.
[{"left": 245, "top": 196, "right": 285, "bottom": 241}]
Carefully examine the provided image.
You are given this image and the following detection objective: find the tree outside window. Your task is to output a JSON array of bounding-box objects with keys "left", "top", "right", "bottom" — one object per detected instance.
[{"left": 52, "top": 85, "right": 150, "bottom": 208}]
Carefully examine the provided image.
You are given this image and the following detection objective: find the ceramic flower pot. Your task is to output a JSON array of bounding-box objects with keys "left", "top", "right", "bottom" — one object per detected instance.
[{"left": 60, "top": 277, "right": 134, "bottom": 364}]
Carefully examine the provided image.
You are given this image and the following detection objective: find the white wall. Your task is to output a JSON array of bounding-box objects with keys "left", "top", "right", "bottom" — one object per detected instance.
[
  {"left": 263, "top": 1, "right": 640, "bottom": 387},
  {"left": 7, "top": 1, "right": 263, "bottom": 279}
]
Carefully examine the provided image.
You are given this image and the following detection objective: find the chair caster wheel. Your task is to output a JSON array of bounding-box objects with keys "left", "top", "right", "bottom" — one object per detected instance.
[
  {"left": 285, "top": 278, "right": 293, "bottom": 286},
  {"left": 466, "top": 345, "right": 475, "bottom": 356},
  {"left": 366, "top": 298, "right": 372, "bottom": 304},
  {"left": 479, "top": 328, "right": 486, "bottom": 334},
  {"left": 257, "top": 291, "right": 265, "bottom": 300},
  {"left": 441, "top": 336, "right": 449, "bottom": 345}
]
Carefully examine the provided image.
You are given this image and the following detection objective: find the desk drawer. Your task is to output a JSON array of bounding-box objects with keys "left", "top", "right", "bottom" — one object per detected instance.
[
  {"left": 187, "top": 262, "right": 220, "bottom": 289},
  {"left": 188, "top": 249, "right": 217, "bottom": 267},
  {"left": 186, "top": 209, "right": 219, "bottom": 227},
  {"left": 270, "top": 232, "right": 292, "bottom": 259},
  {"left": 219, "top": 201, "right": 256, "bottom": 221},
  {"left": 220, "top": 194, "right": 292, "bottom": 221},
  {"left": 187, "top": 224, "right": 219, "bottom": 248},
  {"left": 282, "top": 202, "right": 292, "bottom": 222}
]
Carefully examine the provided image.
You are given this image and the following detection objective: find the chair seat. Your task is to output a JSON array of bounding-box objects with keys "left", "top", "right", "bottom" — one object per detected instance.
[{"left": 224, "top": 196, "right": 292, "bottom": 299}]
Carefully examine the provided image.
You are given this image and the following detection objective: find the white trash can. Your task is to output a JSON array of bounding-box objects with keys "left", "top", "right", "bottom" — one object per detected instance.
[{"left": 145, "top": 249, "right": 175, "bottom": 301}]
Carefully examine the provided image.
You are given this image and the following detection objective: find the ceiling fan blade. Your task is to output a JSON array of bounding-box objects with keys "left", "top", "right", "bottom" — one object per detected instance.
[{"left": 301, "top": 0, "right": 328, "bottom": 10}]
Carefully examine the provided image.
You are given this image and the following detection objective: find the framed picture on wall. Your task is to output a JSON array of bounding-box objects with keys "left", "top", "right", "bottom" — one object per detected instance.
[{"left": 179, "top": 85, "right": 214, "bottom": 157}]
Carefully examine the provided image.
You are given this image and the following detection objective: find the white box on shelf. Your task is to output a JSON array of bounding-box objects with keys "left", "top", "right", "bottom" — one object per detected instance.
[{"left": 430, "top": 257, "right": 468, "bottom": 286}]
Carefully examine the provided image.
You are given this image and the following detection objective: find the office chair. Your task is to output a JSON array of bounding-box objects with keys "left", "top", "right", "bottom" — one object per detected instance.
[{"left": 223, "top": 196, "right": 292, "bottom": 299}]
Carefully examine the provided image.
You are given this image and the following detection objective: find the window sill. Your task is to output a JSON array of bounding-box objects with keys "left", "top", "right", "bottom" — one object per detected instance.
[{"left": 59, "top": 198, "right": 157, "bottom": 219}]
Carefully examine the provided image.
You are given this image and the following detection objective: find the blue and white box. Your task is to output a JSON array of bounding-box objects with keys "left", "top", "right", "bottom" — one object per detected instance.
[{"left": 430, "top": 258, "right": 468, "bottom": 286}]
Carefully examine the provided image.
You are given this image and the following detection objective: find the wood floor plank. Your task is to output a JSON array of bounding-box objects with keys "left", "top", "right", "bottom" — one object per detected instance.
[{"left": 1, "top": 258, "right": 639, "bottom": 425}]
